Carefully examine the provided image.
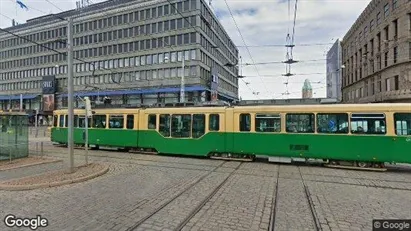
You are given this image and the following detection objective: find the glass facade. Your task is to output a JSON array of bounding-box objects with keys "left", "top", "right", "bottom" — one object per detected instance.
[{"left": 0, "top": 114, "right": 29, "bottom": 160}]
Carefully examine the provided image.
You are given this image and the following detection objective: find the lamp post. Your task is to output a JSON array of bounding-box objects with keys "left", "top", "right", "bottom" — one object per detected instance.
[
  {"left": 67, "top": 17, "right": 75, "bottom": 173},
  {"left": 336, "top": 65, "right": 345, "bottom": 102},
  {"left": 180, "top": 52, "right": 185, "bottom": 103}
]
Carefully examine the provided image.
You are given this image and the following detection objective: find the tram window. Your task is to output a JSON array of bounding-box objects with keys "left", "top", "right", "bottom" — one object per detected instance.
[
  {"left": 74, "top": 115, "right": 79, "bottom": 128},
  {"left": 171, "top": 114, "right": 191, "bottom": 138},
  {"left": 394, "top": 113, "right": 411, "bottom": 135},
  {"left": 126, "top": 115, "right": 134, "bottom": 129},
  {"left": 159, "top": 114, "right": 171, "bottom": 137},
  {"left": 209, "top": 114, "right": 220, "bottom": 131},
  {"left": 317, "top": 113, "right": 349, "bottom": 134},
  {"left": 350, "top": 113, "right": 386, "bottom": 134},
  {"left": 192, "top": 114, "right": 205, "bottom": 138},
  {"left": 255, "top": 114, "right": 281, "bottom": 132},
  {"left": 53, "top": 115, "right": 58, "bottom": 127},
  {"left": 93, "top": 115, "right": 106, "bottom": 128},
  {"left": 286, "top": 113, "right": 315, "bottom": 133},
  {"left": 64, "top": 115, "right": 68, "bottom": 127},
  {"left": 78, "top": 116, "right": 91, "bottom": 128},
  {"left": 148, "top": 114, "right": 156, "bottom": 129},
  {"left": 59, "top": 115, "right": 64, "bottom": 127},
  {"left": 109, "top": 115, "right": 124, "bottom": 129},
  {"left": 239, "top": 114, "right": 251, "bottom": 132}
]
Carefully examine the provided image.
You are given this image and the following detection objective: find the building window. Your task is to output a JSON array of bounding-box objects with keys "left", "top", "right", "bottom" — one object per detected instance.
[
  {"left": 384, "top": 26, "right": 389, "bottom": 42},
  {"left": 393, "top": 46, "right": 398, "bottom": 63},
  {"left": 386, "top": 78, "right": 390, "bottom": 91},
  {"left": 393, "top": 19, "right": 398, "bottom": 39},
  {"left": 370, "top": 19, "right": 374, "bottom": 31},
  {"left": 394, "top": 75, "right": 399, "bottom": 90},
  {"left": 384, "top": 52, "right": 388, "bottom": 67},
  {"left": 409, "top": 13, "right": 411, "bottom": 31},
  {"left": 393, "top": 0, "right": 398, "bottom": 9},
  {"left": 409, "top": 42, "right": 411, "bottom": 59},
  {"left": 384, "top": 3, "right": 389, "bottom": 18}
]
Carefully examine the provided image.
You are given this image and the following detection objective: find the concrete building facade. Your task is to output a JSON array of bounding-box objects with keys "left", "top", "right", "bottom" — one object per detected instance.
[
  {"left": 326, "top": 39, "right": 342, "bottom": 102},
  {"left": 341, "top": 0, "right": 411, "bottom": 103},
  {"left": 0, "top": 0, "right": 239, "bottom": 117}
]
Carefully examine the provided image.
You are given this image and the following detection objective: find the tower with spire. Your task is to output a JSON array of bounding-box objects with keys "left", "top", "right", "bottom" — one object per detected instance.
[{"left": 302, "top": 79, "right": 313, "bottom": 99}]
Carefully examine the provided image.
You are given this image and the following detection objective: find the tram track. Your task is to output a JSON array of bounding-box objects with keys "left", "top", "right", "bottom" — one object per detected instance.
[
  {"left": 30, "top": 143, "right": 222, "bottom": 167},
  {"left": 124, "top": 162, "right": 244, "bottom": 231},
  {"left": 124, "top": 161, "right": 228, "bottom": 231},
  {"left": 268, "top": 165, "right": 280, "bottom": 231},
  {"left": 298, "top": 166, "right": 321, "bottom": 231},
  {"left": 172, "top": 162, "right": 244, "bottom": 231}
]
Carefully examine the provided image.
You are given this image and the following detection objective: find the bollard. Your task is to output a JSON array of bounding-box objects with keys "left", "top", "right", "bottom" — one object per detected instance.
[
  {"left": 36, "top": 142, "right": 38, "bottom": 155},
  {"left": 9, "top": 147, "right": 11, "bottom": 163},
  {"left": 41, "top": 142, "right": 44, "bottom": 157}
]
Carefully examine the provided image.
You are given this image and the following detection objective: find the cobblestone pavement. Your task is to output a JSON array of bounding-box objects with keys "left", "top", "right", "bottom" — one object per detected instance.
[
  {"left": 1, "top": 145, "right": 411, "bottom": 231},
  {"left": 0, "top": 161, "right": 63, "bottom": 181}
]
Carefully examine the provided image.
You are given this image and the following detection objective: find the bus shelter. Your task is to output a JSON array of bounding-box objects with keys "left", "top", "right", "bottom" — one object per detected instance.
[{"left": 0, "top": 112, "right": 29, "bottom": 160}]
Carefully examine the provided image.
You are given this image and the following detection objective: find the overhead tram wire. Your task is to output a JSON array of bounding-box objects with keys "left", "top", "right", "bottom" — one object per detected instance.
[
  {"left": 243, "top": 59, "right": 326, "bottom": 66},
  {"left": 6, "top": 0, "right": 67, "bottom": 21},
  {"left": 222, "top": 0, "right": 268, "bottom": 97},
  {"left": 164, "top": 0, "right": 257, "bottom": 96},
  {"left": 236, "top": 43, "right": 334, "bottom": 48},
  {"left": 44, "top": 0, "right": 65, "bottom": 12},
  {"left": 0, "top": 12, "right": 13, "bottom": 20}
]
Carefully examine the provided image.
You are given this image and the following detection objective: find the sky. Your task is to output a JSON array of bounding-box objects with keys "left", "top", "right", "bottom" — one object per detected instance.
[{"left": 0, "top": 0, "right": 371, "bottom": 100}]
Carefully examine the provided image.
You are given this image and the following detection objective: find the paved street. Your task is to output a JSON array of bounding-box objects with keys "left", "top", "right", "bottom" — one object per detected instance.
[{"left": 1, "top": 139, "right": 411, "bottom": 231}]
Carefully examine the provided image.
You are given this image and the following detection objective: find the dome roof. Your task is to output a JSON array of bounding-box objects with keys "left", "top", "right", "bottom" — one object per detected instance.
[{"left": 302, "top": 79, "right": 312, "bottom": 91}]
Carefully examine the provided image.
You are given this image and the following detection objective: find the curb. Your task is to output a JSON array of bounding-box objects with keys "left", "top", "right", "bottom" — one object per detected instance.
[
  {"left": 0, "top": 164, "right": 109, "bottom": 191},
  {"left": 0, "top": 158, "right": 62, "bottom": 171}
]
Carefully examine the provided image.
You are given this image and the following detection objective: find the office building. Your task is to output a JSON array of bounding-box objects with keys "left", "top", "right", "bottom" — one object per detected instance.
[
  {"left": 0, "top": 0, "right": 240, "bottom": 118},
  {"left": 341, "top": 0, "right": 411, "bottom": 103},
  {"left": 326, "top": 39, "right": 342, "bottom": 102}
]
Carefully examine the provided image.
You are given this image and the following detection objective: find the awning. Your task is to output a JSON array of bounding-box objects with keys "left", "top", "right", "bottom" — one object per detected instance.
[
  {"left": 58, "top": 85, "right": 207, "bottom": 97},
  {"left": 0, "top": 94, "right": 40, "bottom": 101}
]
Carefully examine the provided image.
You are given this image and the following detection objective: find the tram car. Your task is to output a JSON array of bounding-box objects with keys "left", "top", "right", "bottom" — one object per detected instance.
[{"left": 50, "top": 103, "right": 411, "bottom": 171}]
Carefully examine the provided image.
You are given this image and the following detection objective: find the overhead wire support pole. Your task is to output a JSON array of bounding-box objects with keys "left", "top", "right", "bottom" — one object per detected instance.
[
  {"left": 67, "top": 17, "right": 75, "bottom": 173},
  {"left": 180, "top": 53, "right": 185, "bottom": 103}
]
